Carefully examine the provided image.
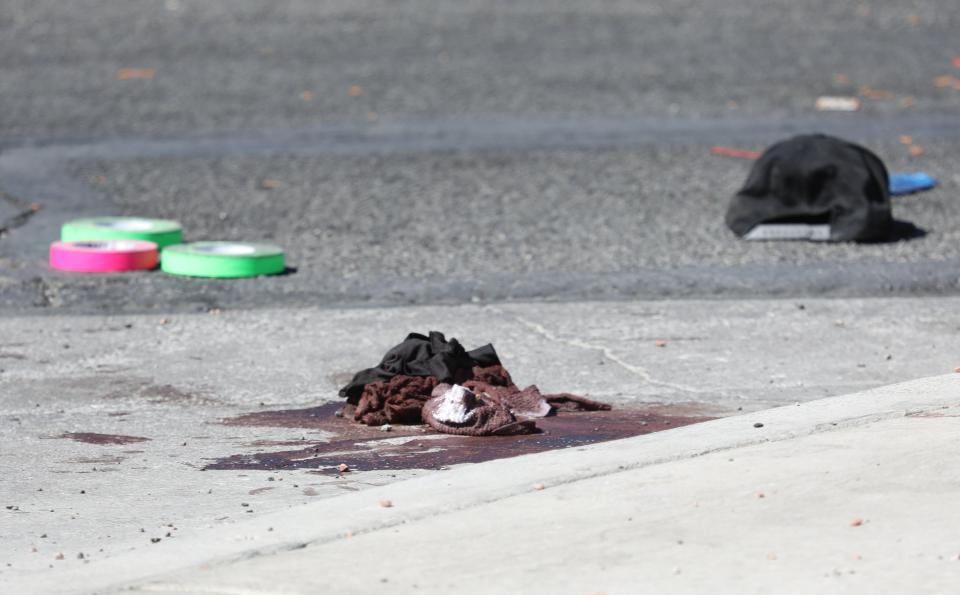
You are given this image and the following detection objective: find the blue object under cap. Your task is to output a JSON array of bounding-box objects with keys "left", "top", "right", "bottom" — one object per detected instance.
[{"left": 889, "top": 172, "right": 937, "bottom": 196}]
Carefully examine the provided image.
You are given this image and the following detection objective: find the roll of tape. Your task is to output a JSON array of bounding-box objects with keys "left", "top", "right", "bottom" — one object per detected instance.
[
  {"left": 160, "top": 242, "right": 285, "bottom": 278},
  {"left": 61, "top": 217, "right": 183, "bottom": 249},
  {"left": 49, "top": 240, "right": 159, "bottom": 272}
]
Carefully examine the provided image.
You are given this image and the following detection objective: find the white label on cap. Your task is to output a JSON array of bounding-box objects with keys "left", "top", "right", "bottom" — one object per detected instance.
[
  {"left": 743, "top": 224, "right": 831, "bottom": 242},
  {"left": 192, "top": 244, "right": 257, "bottom": 255},
  {"left": 94, "top": 219, "right": 156, "bottom": 231}
]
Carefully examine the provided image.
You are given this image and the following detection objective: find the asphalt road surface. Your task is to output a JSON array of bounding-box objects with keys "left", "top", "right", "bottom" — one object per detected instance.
[{"left": 2, "top": 0, "right": 959, "bottom": 312}]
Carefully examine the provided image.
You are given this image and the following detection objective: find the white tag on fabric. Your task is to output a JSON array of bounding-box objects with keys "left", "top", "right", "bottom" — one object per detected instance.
[{"left": 430, "top": 385, "right": 478, "bottom": 424}]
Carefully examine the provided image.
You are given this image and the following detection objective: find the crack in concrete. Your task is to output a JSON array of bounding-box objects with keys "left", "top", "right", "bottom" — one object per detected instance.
[{"left": 485, "top": 305, "right": 709, "bottom": 396}]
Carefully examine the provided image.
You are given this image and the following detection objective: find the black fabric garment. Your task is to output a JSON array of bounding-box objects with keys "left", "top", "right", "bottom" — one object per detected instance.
[
  {"left": 725, "top": 134, "right": 892, "bottom": 242},
  {"left": 339, "top": 331, "right": 501, "bottom": 402}
]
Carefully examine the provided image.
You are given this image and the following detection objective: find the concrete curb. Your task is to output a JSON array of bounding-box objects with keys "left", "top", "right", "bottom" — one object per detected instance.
[{"left": 13, "top": 373, "right": 960, "bottom": 594}]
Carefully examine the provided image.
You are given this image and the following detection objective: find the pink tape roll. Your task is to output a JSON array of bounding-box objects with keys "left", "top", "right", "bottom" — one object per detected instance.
[{"left": 49, "top": 240, "right": 159, "bottom": 272}]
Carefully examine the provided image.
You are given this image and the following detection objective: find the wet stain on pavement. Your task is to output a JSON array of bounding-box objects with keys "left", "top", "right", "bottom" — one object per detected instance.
[
  {"left": 208, "top": 403, "right": 714, "bottom": 473},
  {"left": 140, "top": 383, "right": 216, "bottom": 405},
  {"left": 247, "top": 439, "right": 315, "bottom": 448},
  {"left": 222, "top": 402, "right": 423, "bottom": 438},
  {"left": 61, "top": 432, "right": 150, "bottom": 445},
  {"left": 66, "top": 456, "right": 126, "bottom": 464},
  {"left": 223, "top": 402, "right": 357, "bottom": 429},
  {"left": 87, "top": 376, "right": 218, "bottom": 405}
]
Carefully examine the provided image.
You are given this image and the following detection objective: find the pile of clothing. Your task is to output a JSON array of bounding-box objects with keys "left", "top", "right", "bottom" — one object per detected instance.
[{"left": 339, "top": 332, "right": 610, "bottom": 436}]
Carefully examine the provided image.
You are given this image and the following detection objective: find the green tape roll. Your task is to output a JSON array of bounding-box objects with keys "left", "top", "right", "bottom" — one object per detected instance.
[
  {"left": 61, "top": 217, "right": 183, "bottom": 249},
  {"left": 160, "top": 242, "right": 285, "bottom": 278}
]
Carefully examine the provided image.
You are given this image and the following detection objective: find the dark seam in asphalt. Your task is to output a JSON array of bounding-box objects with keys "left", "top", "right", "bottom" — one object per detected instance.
[
  {"left": 0, "top": 190, "right": 39, "bottom": 235},
  {"left": 5, "top": 113, "right": 960, "bottom": 162}
]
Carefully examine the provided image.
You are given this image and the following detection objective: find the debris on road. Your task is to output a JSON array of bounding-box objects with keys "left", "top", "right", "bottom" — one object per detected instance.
[
  {"left": 859, "top": 86, "right": 893, "bottom": 100},
  {"left": 710, "top": 146, "right": 761, "bottom": 159},
  {"left": 889, "top": 172, "right": 937, "bottom": 196},
  {"left": 116, "top": 68, "right": 155, "bottom": 80},
  {"left": 933, "top": 75, "right": 960, "bottom": 90},
  {"left": 379, "top": 500, "right": 392, "bottom": 508},
  {"left": 815, "top": 96, "right": 860, "bottom": 111},
  {"left": 260, "top": 179, "right": 283, "bottom": 190},
  {"left": 337, "top": 463, "right": 350, "bottom": 473},
  {"left": 850, "top": 518, "right": 864, "bottom": 527}
]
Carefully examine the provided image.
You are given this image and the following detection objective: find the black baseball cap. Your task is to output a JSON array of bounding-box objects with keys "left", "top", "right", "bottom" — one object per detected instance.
[{"left": 726, "top": 134, "right": 892, "bottom": 242}]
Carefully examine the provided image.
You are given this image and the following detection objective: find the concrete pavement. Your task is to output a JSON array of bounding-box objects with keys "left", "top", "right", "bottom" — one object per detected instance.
[
  {"left": 2, "top": 297, "right": 958, "bottom": 593},
  {"left": 13, "top": 373, "right": 960, "bottom": 594}
]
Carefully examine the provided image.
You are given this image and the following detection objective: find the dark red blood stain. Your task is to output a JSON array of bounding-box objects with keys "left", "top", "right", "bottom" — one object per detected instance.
[
  {"left": 60, "top": 432, "right": 150, "bottom": 445},
  {"left": 246, "top": 439, "right": 313, "bottom": 447},
  {"left": 67, "top": 456, "right": 126, "bottom": 464},
  {"left": 223, "top": 402, "right": 424, "bottom": 436},
  {"left": 207, "top": 403, "right": 713, "bottom": 473}
]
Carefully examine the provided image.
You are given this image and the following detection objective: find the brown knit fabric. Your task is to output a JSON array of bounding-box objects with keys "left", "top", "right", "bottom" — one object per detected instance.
[
  {"left": 464, "top": 365, "right": 516, "bottom": 388},
  {"left": 351, "top": 375, "right": 437, "bottom": 426},
  {"left": 422, "top": 384, "right": 537, "bottom": 436},
  {"left": 544, "top": 393, "right": 612, "bottom": 412},
  {"left": 464, "top": 365, "right": 611, "bottom": 416},
  {"left": 344, "top": 363, "right": 609, "bottom": 432}
]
